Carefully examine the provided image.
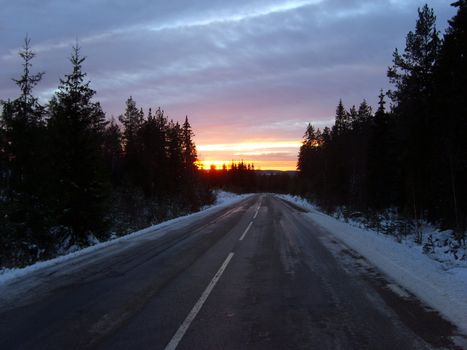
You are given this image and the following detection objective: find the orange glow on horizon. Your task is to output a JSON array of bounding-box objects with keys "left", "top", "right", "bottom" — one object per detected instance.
[
  {"left": 197, "top": 140, "right": 300, "bottom": 171},
  {"left": 197, "top": 140, "right": 301, "bottom": 171},
  {"left": 197, "top": 159, "right": 297, "bottom": 171}
]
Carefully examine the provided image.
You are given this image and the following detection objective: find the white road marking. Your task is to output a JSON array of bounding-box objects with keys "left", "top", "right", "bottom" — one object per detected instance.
[
  {"left": 164, "top": 252, "right": 235, "bottom": 350},
  {"left": 253, "top": 207, "right": 260, "bottom": 219},
  {"left": 239, "top": 221, "right": 253, "bottom": 241}
]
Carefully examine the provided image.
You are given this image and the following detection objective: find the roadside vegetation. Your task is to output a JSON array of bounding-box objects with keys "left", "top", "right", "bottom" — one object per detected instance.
[
  {"left": 0, "top": 44, "right": 210, "bottom": 268},
  {"left": 297, "top": 2, "right": 466, "bottom": 253}
]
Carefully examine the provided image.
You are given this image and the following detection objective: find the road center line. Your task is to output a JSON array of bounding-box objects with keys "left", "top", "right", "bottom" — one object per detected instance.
[
  {"left": 164, "top": 252, "right": 235, "bottom": 350},
  {"left": 239, "top": 221, "right": 253, "bottom": 241},
  {"left": 253, "top": 205, "right": 260, "bottom": 219}
]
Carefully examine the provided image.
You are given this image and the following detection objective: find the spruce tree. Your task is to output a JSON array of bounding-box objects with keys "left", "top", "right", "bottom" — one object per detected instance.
[
  {"left": 332, "top": 99, "right": 350, "bottom": 136},
  {"left": 139, "top": 107, "right": 167, "bottom": 197},
  {"left": 166, "top": 121, "right": 183, "bottom": 195},
  {"left": 182, "top": 116, "right": 197, "bottom": 175},
  {"left": 1, "top": 37, "right": 45, "bottom": 194},
  {"left": 297, "top": 123, "right": 316, "bottom": 176},
  {"left": 47, "top": 45, "right": 109, "bottom": 244},
  {"left": 119, "top": 97, "right": 144, "bottom": 188},
  {"left": 0, "top": 36, "right": 48, "bottom": 245},
  {"left": 181, "top": 116, "right": 199, "bottom": 207}
]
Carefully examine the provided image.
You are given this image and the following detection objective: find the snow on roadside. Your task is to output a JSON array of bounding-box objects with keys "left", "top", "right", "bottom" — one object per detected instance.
[
  {"left": 278, "top": 194, "right": 467, "bottom": 334},
  {"left": 0, "top": 191, "right": 251, "bottom": 285}
]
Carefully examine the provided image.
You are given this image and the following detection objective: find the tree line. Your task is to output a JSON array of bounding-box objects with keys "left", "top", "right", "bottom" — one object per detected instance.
[
  {"left": 298, "top": 2, "right": 467, "bottom": 242},
  {"left": 201, "top": 161, "right": 297, "bottom": 194},
  {"left": 0, "top": 42, "right": 206, "bottom": 267}
]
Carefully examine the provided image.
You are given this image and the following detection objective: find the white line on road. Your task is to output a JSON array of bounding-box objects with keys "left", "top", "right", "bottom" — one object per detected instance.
[
  {"left": 239, "top": 221, "right": 253, "bottom": 241},
  {"left": 164, "top": 252, "right": 235, "bottom": 350},
  {"left": 253, "top": 206, "right": 260, "bottom": 219}
]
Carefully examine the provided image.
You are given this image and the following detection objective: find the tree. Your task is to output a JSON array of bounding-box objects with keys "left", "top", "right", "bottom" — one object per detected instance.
[
  {"left": 166, "top": 120, "right": 183, "bottom": 195},
  {"left": 375, "top": 89, "right": 386, "bottom": 117},
  {"left": 1, "top": 37, "right": 45, "bottom": 193},
  {"left": 182, "top": 116, "right": 198, "bottom": 175},
  {"left": 356, "top": 100, "right": 372, "bottom": 127},
  {"left": 119, "top": 96, "right": 144, "bottom": 188},
  {"left": 180, "top": 116, "right": 199, "bottom": 207},
  {"left": 103, "top": 118, "right": 123, "bottom": 186},
  {"left": 387, "top": 4, "right": 441, "bottom": 105},
  {"left": 47, "top": 45, "right": 109, "bottom": 243},
  {"left": 139, "top": 107, "right": 167, "bottom": 197},
  {"left": 297, "top": 123, "right": 316, "bottom": 177},
  {"left": 368, "top": 90, "right": 398, "bottom": 209},
  {"left": 0, "top": 36, "right": 48, "bottom": 240},
  {"left": 332, "top": 99, "right": 350, "bottom": 136},
  {"left": 387, "top": 5, "right": 441, "bottom": 230},
  {"left": 431, "top": 0, "right": 467, "bottom": 239}
]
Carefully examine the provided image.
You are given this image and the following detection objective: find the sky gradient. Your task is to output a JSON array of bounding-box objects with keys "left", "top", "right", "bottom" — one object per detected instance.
[{"left": 0, "top": 0, "right": 455, "bottom": 170}]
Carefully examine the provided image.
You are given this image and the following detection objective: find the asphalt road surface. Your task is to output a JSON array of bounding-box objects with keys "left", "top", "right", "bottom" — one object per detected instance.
[{"left": 0, "top": 194, "right": 462, "bottom": 349}]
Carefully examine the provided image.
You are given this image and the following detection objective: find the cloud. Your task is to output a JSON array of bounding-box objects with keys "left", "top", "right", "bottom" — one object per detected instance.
[{"left": 0, "top": 0, "right": 457, "bottom": 168}]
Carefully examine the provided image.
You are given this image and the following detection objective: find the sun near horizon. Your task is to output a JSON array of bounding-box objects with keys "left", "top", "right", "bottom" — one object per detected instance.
[
  {"left": 197, "top": 160, "right": 297, "bottom": 171},
  {"left": 196, "top": 140, "right": 301, "bottom": 171}
]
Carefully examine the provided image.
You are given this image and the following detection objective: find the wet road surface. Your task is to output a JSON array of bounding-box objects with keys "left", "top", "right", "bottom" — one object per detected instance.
[{"left": 0, "top": 194, "right": 462, "bottom": 349}]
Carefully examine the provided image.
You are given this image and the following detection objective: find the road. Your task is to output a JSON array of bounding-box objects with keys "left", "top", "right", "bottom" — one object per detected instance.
[{"left": 0, "top": 194, "right": 461, "bottom": 349}]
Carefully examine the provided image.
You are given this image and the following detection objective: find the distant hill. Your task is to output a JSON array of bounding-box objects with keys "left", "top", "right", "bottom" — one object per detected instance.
[{"left": 255, "top": 170, "right": 298, "bottom": 176}]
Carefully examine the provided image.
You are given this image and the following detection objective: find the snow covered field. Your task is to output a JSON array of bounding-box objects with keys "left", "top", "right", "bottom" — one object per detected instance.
[
  {"left": 0, "top": 191, "right": 251, "bottom": 285},
  {"left": 278, "top": 194, "right": 467, "bottom": 335}
]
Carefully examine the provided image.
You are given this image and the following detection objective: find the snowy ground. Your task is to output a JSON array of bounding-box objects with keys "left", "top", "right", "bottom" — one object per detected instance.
[
  {"left": 0, "top": 191, "right": 251, "bottom": 285},
  {"left": 278, "top": 194, "right": 467, "bottom": 335}
]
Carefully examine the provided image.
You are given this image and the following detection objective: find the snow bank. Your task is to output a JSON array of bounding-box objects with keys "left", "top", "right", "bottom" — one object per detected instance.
[
  {"left": 0, "top": 191, "right": 251, "bottom": 285},
  {"left": 278, "top": 194, "right": 467, "bottom": 334}
]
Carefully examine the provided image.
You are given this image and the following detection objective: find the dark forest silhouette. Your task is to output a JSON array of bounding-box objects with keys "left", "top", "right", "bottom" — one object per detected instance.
[
  {"left": 201, "top": 161, "right": 295, "bottom": 194},
  {"left": 0, "top": 43, "right": 207, "bottom": 267},
  {"left": 297, "top": 2, "right": 466, "bottom": 243}
]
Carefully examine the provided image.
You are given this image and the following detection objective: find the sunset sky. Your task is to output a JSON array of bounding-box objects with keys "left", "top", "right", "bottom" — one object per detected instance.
[{"left": 0, "top": 0, "right": 454, "bottom": 170}]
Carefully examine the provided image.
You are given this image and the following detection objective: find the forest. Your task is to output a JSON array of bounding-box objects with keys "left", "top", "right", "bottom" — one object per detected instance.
[
  {"left": 297, "top": 2, "right": 466, "bottom": 243},
  {"left": 0, "top": 44, "right": 211, "bottom": 267}
]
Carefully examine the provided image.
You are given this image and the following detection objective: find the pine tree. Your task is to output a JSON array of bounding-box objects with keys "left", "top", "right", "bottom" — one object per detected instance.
[
  {"left": 348, "top": 105, "right": 358, "bottom": 129},
  {"left": 387, "top": 4, "right": 440, "bottom": 105},
  {"left": 332, "top": 99, "right": 350, "bottom": 136},
  {"left": 139, "top": 107, "right": 168, "bottom": 197},
  {"left": 119, "top": 97, "right": 144, "bottom": 188},
  {"left": 368, "top": 90, "right": 397, "bottom": 209},
  {"left": 375, "top": 89, "right": 386, "bottom": 117},
  {"left": 103, "top": 117, "right": 123, "bottom": 186},
  {"left": 119, "top": 97, "right": 144, "bottom": 150},
  {"left": 166, "top": 120, "right": 183, "bottom": 195},
  {"left": 387, "top": 5, "right": 441, "bottom": 228},
  {"left": 181, "top": 116, "right": 199, "bottom": 207},
  {"left": 356, "top": 100, "right": 372, "bottom": 126},
  {"left": 0, "top": 36, "right": 48, "bottom": 242},
  {"left": 47, "top": 45, "right": 109, "bottom": 243},
  {"left": 297, "top": 123, "right": 316, "bottom": 177},
  {"left": 182, "top": 116, "right": 198, "bottom": 175},
  {"left": 1, "top": 37, "right": 45, "bottom": 194},
  {"left": 297, "top": 123, "right": 327, "bottom": 198},
  {"left": 431, "top": 0, "right": 467, "bottom": 239}
]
